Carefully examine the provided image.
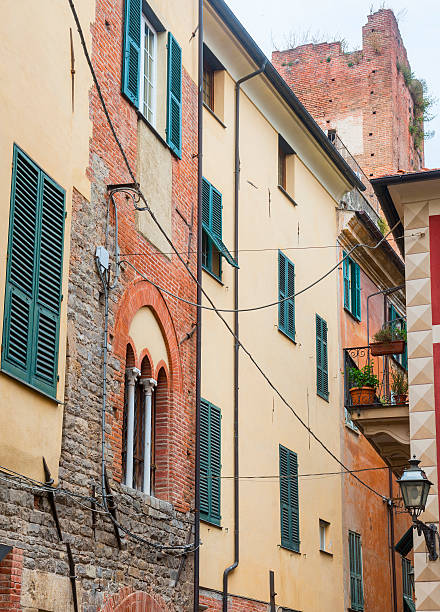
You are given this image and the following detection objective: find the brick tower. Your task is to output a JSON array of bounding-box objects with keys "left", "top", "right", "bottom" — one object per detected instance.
[{"left": 272, "top": 9, "right": 424, "bottom": 179}]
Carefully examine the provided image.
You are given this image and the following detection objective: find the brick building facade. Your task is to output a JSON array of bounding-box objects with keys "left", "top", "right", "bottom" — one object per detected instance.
[{"left": 272, "top": 9, "right": 424, "bottom": 180}]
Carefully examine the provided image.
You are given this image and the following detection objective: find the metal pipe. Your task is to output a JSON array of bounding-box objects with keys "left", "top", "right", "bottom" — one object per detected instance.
[
  {"left": 193, "top": 0, "right": 203, "bottom": 607},
  {"left": 141, "top": 378, "right": 157, "bottom": 494},
  {"left": 222, "top": 60, "right": 267, "bottom": 612},
  {"left": 269, "top": 570, "right": 276, "bottom": 612},
  {"left": 388, "top": 468, "right": 398, "bottom": 612}
]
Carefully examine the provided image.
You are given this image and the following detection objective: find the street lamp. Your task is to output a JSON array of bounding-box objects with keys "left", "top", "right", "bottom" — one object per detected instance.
[{"left": 397, "top": 456, "right": 438, "bottom": 561}]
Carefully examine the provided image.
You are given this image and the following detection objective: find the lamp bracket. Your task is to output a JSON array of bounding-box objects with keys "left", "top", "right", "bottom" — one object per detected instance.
[{"left": 414, "top": 520, "right": 438, "bottom": 561}]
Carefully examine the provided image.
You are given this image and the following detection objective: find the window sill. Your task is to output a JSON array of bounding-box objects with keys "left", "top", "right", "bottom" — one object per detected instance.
[
  {"left": 278, "top": 185, "right": 298, "bottom": 207},
  {"left": 0, "top": 368, "right": 62, "bottom": 405},
  {"left": 278, "top": 327, "right": 296, "bottom": 344},
  {"left": 344, "top": 307, "right": 361, "bottom": 323},
  {"left": 203, "top": 102, "right": 226, "bottom": 128},
  {"left": 119, "top": 484, "right": 173, "bottom": 511},
  {"left": 319, "top": 548, "right": 333, "bottom": 557},
  {"left": 202, "top": 265, "right": 223, "bottom": 285}
]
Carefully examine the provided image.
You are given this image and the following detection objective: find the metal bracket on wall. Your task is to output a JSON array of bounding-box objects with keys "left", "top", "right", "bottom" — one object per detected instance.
[
  {"left": 42, "top": 457, "right": 79, "bottom": 612},
  {"left": 43, "top": 457, "right": 62, "bottom": 541},
  {"left": 104, "top": 467, "right": 122, "bottom": 549}
]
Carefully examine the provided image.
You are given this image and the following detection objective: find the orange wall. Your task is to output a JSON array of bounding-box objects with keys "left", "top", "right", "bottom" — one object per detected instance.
[{"left": 339, "top": 257, "right": 411, "bottom": 611}]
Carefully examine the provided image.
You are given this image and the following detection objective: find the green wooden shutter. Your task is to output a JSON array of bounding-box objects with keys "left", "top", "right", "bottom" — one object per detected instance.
[
  {"left": 349, "top": 531, "right": 364, "bottom": 611},
  {"left": 200, "top": 400, "right": 210, "bottom": 516},
  {"left": 2, "top": 148, "right": 39, "bottom": 377},
  {"left": 211, "top": 186, "right": 222, "bottom": 239},
  {"left": 32, "top": 176, "right": 65, "bottom": 393},
  {"left": 316, "top": 314, "right": 329, "bottom": 400},
  {"left": 202, "top": 179, "right": 211, "bottom": 228},
  {"left": 166, "top": 32, "right": 182, "bottom": 158},
  {"left": 2, "top": 146, "right": 65, "bottom": 397},
  {"left": 278, "top": 252, "right": 295, "bottom": 341},
  {"left": 122, "top": 0, "right": 141, "bottom": 106},
  {"left": 278, "top": 252, "right": 286, "bottom": 333},
  {"left": 279, "top": 445, "right": 299, "bottom": 552},
  {"left": 343, "top": 251, "right": 350, "bottom": 310},
  {"left": 200, "top": 399, "right": 221, "bottom": 525},
  {"left": 354, "top": 262, "right": 361, "bottom": 320}
]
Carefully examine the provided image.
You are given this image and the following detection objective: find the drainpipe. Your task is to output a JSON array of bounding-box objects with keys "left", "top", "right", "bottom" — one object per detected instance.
[
  {"left": 388, "top": 468, "right": 398, "bottom": 612},
  {"left": 194, "top": 0, "right": 203, "bottom": 608},
  {"left": 125, "top": 367, "right": 140, "bottom": 487},
  {"left": 141, "top": 377, "right": 157, "bottom": 494},
  {"left": 222, "top": 60, "right": 267, "bottom": 612}
]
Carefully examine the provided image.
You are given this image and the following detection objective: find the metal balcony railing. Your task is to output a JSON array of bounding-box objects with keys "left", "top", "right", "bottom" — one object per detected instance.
[{"left": 344, "top": 345, "right": 408, "bottom": 410}]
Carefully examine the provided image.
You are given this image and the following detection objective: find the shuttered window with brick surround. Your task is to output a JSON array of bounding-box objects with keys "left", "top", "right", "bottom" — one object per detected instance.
[
  {"left": 2, "top": 146, "right": 65, "bottom": 398},
  {"left": 200, "top": 399, "right": 221, "bottom": 525},
  {"left": 122, "top": 0, "right": 182, "bottom": 157}
]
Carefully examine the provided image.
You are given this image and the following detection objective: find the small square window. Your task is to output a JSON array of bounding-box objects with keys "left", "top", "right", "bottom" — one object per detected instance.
[{"left": 327, "top": 129, "right": 337, "bottom": 143}]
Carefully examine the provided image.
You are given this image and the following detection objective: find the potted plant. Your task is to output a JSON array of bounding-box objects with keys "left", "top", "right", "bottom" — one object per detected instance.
[
  {"left": 391, "top": 367, "right": 408, "bottom": 404},
  {"left": 348, "top": 365, "right": 379, "bottom": 406},
  {"left": 370, "top": 325, "right": 406, "bottom": 356}
]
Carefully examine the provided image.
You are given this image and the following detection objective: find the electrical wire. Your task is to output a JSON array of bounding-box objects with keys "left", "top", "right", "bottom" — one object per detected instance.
[
  {"left": 118, "top": 231, "right": 412, "bottom": 258},
  {"left": 201, "top": 464, "right": 406, "bottom": 480},
  {"left": 68, "top": 0, "right": 392, "bottom": 507},
  {"left": 121, "top": 225, "right": 401, "bottom": 312}
]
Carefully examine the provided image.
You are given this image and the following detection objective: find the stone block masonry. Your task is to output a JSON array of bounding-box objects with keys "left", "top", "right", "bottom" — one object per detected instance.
[{"left": 272, "top": 9, "right": 424, "bottom": 179}]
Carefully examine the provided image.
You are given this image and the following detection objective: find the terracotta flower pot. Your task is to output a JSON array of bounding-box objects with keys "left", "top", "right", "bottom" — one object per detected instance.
[
  {"left": 370, "top": 340, "right": 405, "bottom": 356},
  {"left": 394, "top": 394, "right": 408, "bottom": 404},
  {"left": 349, "top": 386, "right": 376, "bottom": 406}
]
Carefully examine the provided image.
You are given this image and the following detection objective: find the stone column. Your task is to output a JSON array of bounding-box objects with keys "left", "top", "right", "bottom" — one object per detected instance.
[
  {"left": 140, "top": 377, "right": 157, "bottom": 494},
  {"left": 125, "top": 367, "right": 140, "bottom": 488}
]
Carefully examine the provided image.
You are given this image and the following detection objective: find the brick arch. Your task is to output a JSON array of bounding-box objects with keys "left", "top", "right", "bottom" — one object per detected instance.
[
  {"left": 100, "top": 587, "right": 170, "bottom": 612},
  {"left": 112, "top": 280, "right": 182, "bottom": 393}
]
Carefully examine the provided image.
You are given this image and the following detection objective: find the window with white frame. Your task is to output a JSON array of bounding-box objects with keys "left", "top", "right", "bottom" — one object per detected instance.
[{"left": 140, "top": 17, "right": 157, "bottom": 125}]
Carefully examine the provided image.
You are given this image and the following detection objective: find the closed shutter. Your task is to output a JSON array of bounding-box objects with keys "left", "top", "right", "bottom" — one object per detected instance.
[
  {"left": 354, "top": 262, "right": 361, "bottom": 320},
  {"left": 343, "top": 251, "right": 350, "bottom": 310},
  {"left": 2, "top": 147, "right": 65, "bottom": 397},
  {"left": 166, "top": 32, "right": 182, "bottom": 158},
  {"left": 279, "top": 445, "right": 300, "bottom": 552},
  {"left": 201, "top": 178, "right": 238, "bottom": 268},
  {"left": 316, "top": 314, "right": 329, "bottom": 400},
  {"left": 122, "top": 0, "right": 141, "bottom": 106},
  {"left": 33, "top": 176, "right": 65, "bottom": 391},
  {"left": 349, "top": 531, "right": 364, "bottom": 611},
  {"left": 200, "top": 399, "right": 221, "bottom": 525},
  {"left": 278, "top": 252, "right": 295, "bottom": 341}
]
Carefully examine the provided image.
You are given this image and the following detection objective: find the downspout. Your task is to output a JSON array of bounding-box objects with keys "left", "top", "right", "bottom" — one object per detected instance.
[
  {"left": 222, "top": 60, "right": 267, "bottom": 612},
  {"left": 193, "top": 0, "right": 203, "bottom": 609},
  {"left": 388, "top": 468, "right": 398, "bottom": 612}
]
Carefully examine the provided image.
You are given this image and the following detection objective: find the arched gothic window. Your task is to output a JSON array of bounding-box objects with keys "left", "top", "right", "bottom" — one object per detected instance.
[{"left": 122, "top": 348, "right": 157, "bottom": 493}]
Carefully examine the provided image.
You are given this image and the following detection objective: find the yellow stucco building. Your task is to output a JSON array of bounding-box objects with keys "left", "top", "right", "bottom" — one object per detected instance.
[
  {"left": 0, "top": 1, "right": 93, "bottom": 484},
  {"left": 199, "top": 1, "right": 364, "bottom": 609}
]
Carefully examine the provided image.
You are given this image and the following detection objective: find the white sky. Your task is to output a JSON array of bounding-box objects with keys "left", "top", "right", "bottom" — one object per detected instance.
[{"left": 226, "top": 0, "right": 440, "bottom": 168}]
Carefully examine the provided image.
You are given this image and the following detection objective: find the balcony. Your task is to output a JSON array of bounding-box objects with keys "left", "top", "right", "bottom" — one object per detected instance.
[{"left": 344, "top": 345, "right": 409, "bottom": 475}]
